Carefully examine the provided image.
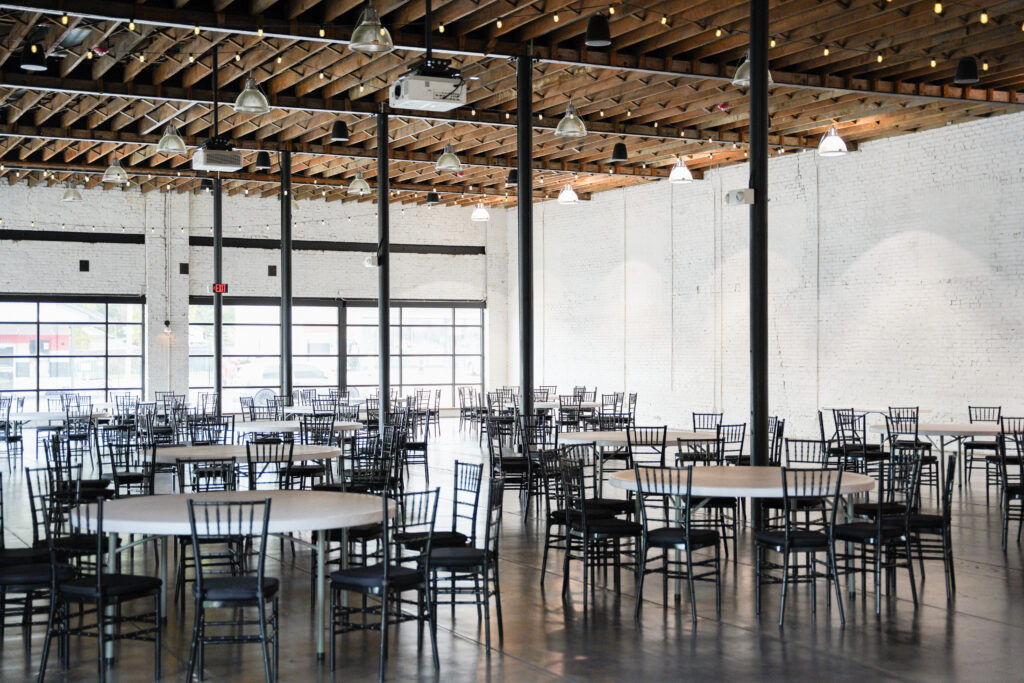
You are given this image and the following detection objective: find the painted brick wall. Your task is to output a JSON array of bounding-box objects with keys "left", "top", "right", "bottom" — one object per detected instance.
[
  {"left": 507, "top": 112, "right": 1024, "bottom": 436},
  {"left": 0, "top": 185, "right": 507, "bottom": 397}
]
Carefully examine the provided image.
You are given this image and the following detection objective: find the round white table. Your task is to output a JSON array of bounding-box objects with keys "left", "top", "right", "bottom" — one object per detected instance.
[
  {"left": 235, "top": 420, "right": 363, "bottom": 436},
  {"left": 607, "top": 465, "right": 875, "bottom": 497},
  {"left": 94, "top": 490, "right": 389, "bottom": 659},
  {"left": 868, "top": 422, "right": 1002, "bottom": 489},
  {"left": 14, "top": 410, "right": 109, "bottom": 426},
  {"left": 560, "top": 429, "right": 705, "bottom": 446},
  {"left": 154, "top": 443, "right": 342, "bottom": 464}
]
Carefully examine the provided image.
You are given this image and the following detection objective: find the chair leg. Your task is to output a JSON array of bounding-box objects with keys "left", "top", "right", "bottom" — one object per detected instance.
[
  {"left": 492, "top": 564, "right": 504, "bottom": 643},
  {"left": 186, "top": 603, "right": 201, "bottom": 682},
  {"left": 779, "top": 549, "right": 790, "bottom": 627},
  {"left": 633, "top": 544, "right": 646, "bottom": 621},
  {"left": 378, "top": 590, "right": 389, "bottom": 683},
  {"left": 37, "top": 594, "right": 58, "bottom": 683},
  {"left": 685, "top": 551, "right": 697, "bottom": 626},
  {"left": 829, "top": 546, "right": 845, "bottom": 626},
  {"left": 258, "top": 600, "right": 272, "bottom": 683},
  {"left": 754, "top": 546, "right": 762, "bottom": 616}
]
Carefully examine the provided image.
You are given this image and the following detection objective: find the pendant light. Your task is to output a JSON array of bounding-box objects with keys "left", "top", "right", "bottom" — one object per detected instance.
[
  {"left": 350, "top": 4, "right": 394, "bottom": 54},
  {"left": 435, "top": 143, "right": 462, "bottom": 172},
  {"left": 505, "top": 169, "right": 518, "bottom": 187},
  {"left": 610, "top": 142, "right": 628, "bottom": 163},
  {"left": 156, "top": 122, "right": 187, "bottom": 155},
  {"left": 20, "top": 43, "right": 47, "bottom": 71},
  {"left": 471, "top": 202, "right": 490, "bottom": 222},
  {"left": 330, "top": 120, "right": 350, "bottom": 142},
  {"left": 200, "top": 178, "right": 214, "bottom": 193},
  {"left": 953, "top": 56, "right": 979, "bottom": 85},
  {"left": 102, "top": 156, "right": 129, "bottom": 185},
  {"left": 668, "top": 157, "right": 693, "bottom": 184},
  {"left": 426, "top": 190, "right": 441, "bottom": 205},
  {"left": 557, "top": 183, "right": 578, "bottom": 205},
  {"left": 234, "top": 73, "right": 270, "bottom": 114},
  {"left": 554, "top": 99, "right": 587, "bottom": 138},
  {"left": 817, "top": 125, "right": 847, "bottom": 157},
  {"left": 62, "top": 183, "right": 82, "bottom": 202},
  {"left": 731, "top": 51, "right": 773, "bottom": 88},
  {"left": 585, "top": 14, "right": 611, "bottom": 48},
  {"left": 254, "top": 151, "right": 272, "bottom": 170},
  {"left": 347, "top": 171, "right": 371, "bottom": 196}
]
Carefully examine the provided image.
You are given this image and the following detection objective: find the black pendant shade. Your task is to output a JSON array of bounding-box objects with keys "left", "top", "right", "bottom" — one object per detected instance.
[
  {"left": 254, "top": 151, "right": 272, "bottom": 170},
  {"left": 330, "top": 120, "right": 350, "bottom": 142},
  {"left": 200, "top": 178, "right": 214, "bottom": 193},
  {"left": 426, "top": 191, "right": 440, "bottom": 204},
  {"left": 585, "top": 14, "right": 611, "bottom": 48},
  {"left": 610, "top": 142, "right": 628, "bottom": 162},
  {"left": 954, "top": 56, "right": 979, "bottom": 85},
  {"left": 505, "top": 169, "right": 518, "bottom": 187},
  {"left": 20, "top": 43, "right": 46, "bottom": 71}
]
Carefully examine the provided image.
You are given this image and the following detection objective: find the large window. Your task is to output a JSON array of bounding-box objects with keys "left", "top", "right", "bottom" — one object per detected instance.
[
  {"left": 0, "top": 299, "right": 145, "bottom": 410},
  {"left": 187, "top": 300, "right": 483, "bottom": 409}
]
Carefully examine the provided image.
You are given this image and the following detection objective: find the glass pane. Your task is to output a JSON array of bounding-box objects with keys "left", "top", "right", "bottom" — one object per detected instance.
[
  {"left": 107, "top": 304, "right": 142, "bottom": 323},
  {"left": 223, "top": 388, "right": 276, "bottom": 414},
  {"left": 0, "top": 357, "right": 36, "bottom": 390},
  {"left": 293, "top": 357, "right": 337, "bottom": 387},
  {"left": 0, "top": 302, "right": 36, "bottom": 321},
  {"left": 40, "top": 302, "right": 105, "bottom": 323},
  {"left": 107, "top": 357, "right": 142, "bottom": 388},
  {"left": 401, "top": 307, "right": 453, "bottom": 325},
  {"left": 225, "top": 357, "right": 281, "bottom": 388},
  {"left": 402, "top": 356, "right": 452, "bottom": 384},
  {"left": 0, "top": 324, "right": 37, "bottom": 355},
  {"left": 189, "top": 305, "right": 213, "bottom": 323},
  {"left": 391, "top": 327, "right": 400, "bottom": 355},
  {"left": 40, "top": 357, "right": 105, "bottom": 389},
  {"left": 6, "top": 390, "right": 37, "bottom": 412},
  {"left": 346, "top": 386, "right": 374, "bottom": 402},
  {"left": 346, "top": 356, "right": 378, "bottom": 386},
  {"left": 189, "top": 356, "right": 214, "bottom": 388},
  {"left": 39, "top": 324, "right": 105, "bottom": 355},
  {"left": 346, "top": 307, "right": 378, "bottom": 325},
  {"left": 294, "top": 306, "right": 338, "bottom": 324},
  {"left": 189, "top": 325, "right": 213, "bottom": 355},
  {"left": 402, "top": 327, "right": 453, "bottom": 355},
  {"left": 454, "top": 308, "right": 481, "bottom": 325},
  {"left": 455, "top": 356, "right": 482, "bottom": 384},
  {"left": 346, "top": 326, "right": 378, "bottom": 355},
  {"left": 108, "top": 325, "right": 143, "bottom": 355},
  {"left": 223, "top": 306, "right": 279, "bottom": 325},
  {"left": 454, "top": 327, "right": 482, "bottom": 354},
  {"left": 224, "top": 326, "right": 280, "bottom": 355},
  {"left": 294, "top": 326, "right": 338, "bottom": 355}
]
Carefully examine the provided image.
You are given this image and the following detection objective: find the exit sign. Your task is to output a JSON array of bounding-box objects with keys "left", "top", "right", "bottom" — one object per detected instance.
[{"left": 212, "top": 283, "right": 228, "bottom": 294}]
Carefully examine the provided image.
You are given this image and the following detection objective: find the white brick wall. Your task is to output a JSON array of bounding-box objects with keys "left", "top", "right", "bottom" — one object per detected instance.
[
  {"left": 0, "top": 185, "right": 506, "bottom": 397},
  {"left": 508, "top": 111, "right": 1024, "bottom": 436}
]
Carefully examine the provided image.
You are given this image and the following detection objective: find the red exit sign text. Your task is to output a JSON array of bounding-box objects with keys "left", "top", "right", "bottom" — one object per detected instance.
[{"left": 212, "top": 283, "right": 229, "bottom": 294}]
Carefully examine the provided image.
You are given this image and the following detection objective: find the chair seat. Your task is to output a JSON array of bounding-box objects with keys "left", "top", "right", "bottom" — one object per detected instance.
[
  {"left": 52, "top": 533, "right": 109, "bottom": 557},
  {"left": 198, "top": 576, "right": 279, "bottom": 602},
  {"left": 963, "top": 441, "right": 999, "bottom": 452},
  {"left": 883, "top": 514, "right": 945, "bottom": 531},
  {"left": 646, "top": 526, "right": 720, "bottom": 549},
  {"left": 0, "top": 563, "right": 73, "bottom": 587},
  {"left": 574, "top": 517, "right": 643, "bottom": 537},
  {"left": 852, "top": 501, "right": 906, "bottom": 518},
  {"left": 697, "top": 496, "right": 737, "bottom": 509},
  {"left": 330, "top": 564, "right": 422, "bottom": 591},
  {"left": 0, "top": 546, "right": 50, "bottom": 566},
  {"left": 587, "top": 497, "right": 633, "bottom": 516},
  {"left": 754, "top": 529, "right": 829, "bottom": 550},
  {"left": 327, "top": 523, "right": 383, "bottom": 543},
  {"left": 833, "top": 522, "right": 906, "bottom": 543},
  {"left": 312, "top": 483, "right": 345, "bottom": 493},
  {"left": 82, "top": 478, "right": 112, "bottom": 489},
  {"left": 401, "top": 530, "right": 468, "bottom": 551},
  {"left": 60, "top": 573, "right": 161, "bottom": 600},
  {"left": 1004, "top": 484, "right": 1024, "bottom": 500},
  {"left": 894, "top": 439, "right": 931, "bottom": 451},
  {"left": 115, "top": 471, "right": 148, "bottom": 484},
  {"left": 548, "top": 508, "right": 612, "bottom": 525},
  {"left": 762, "top": 496, "right": 824, "bottom": 511},
  {"left": 284, "top": 464, "right": 326, "bottom": 478},
  {"left": 427, "top": 546, "right": 492, "bottom": 569},
  {"left": 498, "top": 457, "right": 530, "bottom": 472}
]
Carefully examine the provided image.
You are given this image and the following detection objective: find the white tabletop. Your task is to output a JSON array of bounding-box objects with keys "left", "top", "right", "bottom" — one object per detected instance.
[
  {"left": 155, "top": 444, "right": 342, "bottom": 464},
  {"left": 560, "top": 429, "right": 704, "bottom": 447},
  {"left": 14, "top": 410, "right": 109, "bottom": 425},
  {"left": 236, "top": 420, "right": 301, "bottom": 434},
  {"left": 607, "top": 466, "right": 875, "bottom": 498},
  {"left": 333, "top": 421, "right": 363, "bottom": 434},
  {"left": 867, "top": 422, "right": 1001, "bottom": 438},
  {"left": 92, "top": 490, "right": 388, "bottom": 536},
  {"left": 823, "top": 407, "right": 932, "bottom": 414}
]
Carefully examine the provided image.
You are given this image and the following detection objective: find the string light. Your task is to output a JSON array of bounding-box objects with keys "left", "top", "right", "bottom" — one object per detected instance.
[
  {"left": 599, "top": 110, "right": 604, "bottom": 117},
  {"left": 609, "top": 6, "right": 614, "bottom": 14},
  {"left": 189, "top": 55, "right": 195, "bottom": 63},
  {"left": 319, "top": 25, "right": 326, "bottom": 38},
  {"left": 876, "top": 53, "right": 883, "bottom": 63},
  {"left": 235, "top": 54, "right": 240, "bottom": 62},
  {"left": 933, "top": 2, "right": 942, "bottom": 14},
  {"left": 982, "top": 60, "right": 989, "bottom": 71},
  {"left": 277, "top": 56, "right": 282, "bottom": 64},
  {"left": 930, "top": 58, "right": 937, "bottom": 67},
  {"left": 471, "top": 109, "right": 476, "bottom": 115},
  {"left": 87, "top": 50, "right": 93, "bottom": 59},
  {"left": 496, "top": 19, "right": 502, "bottom": 29},
  {"left": 258, "top": 27, "right": 264, "bottom": 37},
  {"left": 129, "top": 20, "right": 135, "bottom": 31},
  {"left": 61, "top": 13, "right": 68, "bottom": 25},
  {"left": 194, "top": 26, "right": 200, "bottom": 35},
  {"left": 553, "top": 13, "right": 559, "bottom": 22},
  {"left": 660, "top": 15, "right": 667, "bottom": 25},
  {"left": 823, "top": 47, "right": 830, "bottom": 56},
  {"left": 505, "top": 112, "right": 510, "bottom": 119},
  {"left": 770, "top": 38, "right": 776, "bottom": 48},
  {"left": 980, "top": 10, "right": 988, "bottom": 24},
  {"left": 438, "top": 23, "right": 444, "bottom": 33},
  {"left": 715, "top": 28, "right": 722, "bottom": 37}
]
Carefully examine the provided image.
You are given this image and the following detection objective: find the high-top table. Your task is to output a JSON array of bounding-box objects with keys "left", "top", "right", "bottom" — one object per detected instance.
[
  {"left": 92, "top": 490, "right": 389, "bottom": 660},
  {"left": 868, "top": 422, "right": 1002, "bottom": 488}
]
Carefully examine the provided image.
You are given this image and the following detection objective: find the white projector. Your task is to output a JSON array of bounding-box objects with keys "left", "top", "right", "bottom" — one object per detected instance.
[
  {"left": 192, "top": 147, "right": 243, "bottom": 172},
  {"left": 389, "top": 73, "right": 466, "bottom": 112}
]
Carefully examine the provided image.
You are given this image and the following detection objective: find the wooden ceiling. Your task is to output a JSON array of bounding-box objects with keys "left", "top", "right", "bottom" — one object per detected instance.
[{"left": 0, "top": 0, "right": 1021, "bottom": 208}]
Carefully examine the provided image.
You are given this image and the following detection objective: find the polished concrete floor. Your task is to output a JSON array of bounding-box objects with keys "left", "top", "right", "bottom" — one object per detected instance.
[{"left": 3, "top": 421, "right": 1023, "bottom": 681}]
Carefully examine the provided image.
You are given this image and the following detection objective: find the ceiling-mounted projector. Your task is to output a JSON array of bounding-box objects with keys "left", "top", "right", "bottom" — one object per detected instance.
[
  {"left": 192, "top": 137, "right": 243, "bottom": 172},
  {"left": 389, "top": 58, "right": 467, "bottom": 112}
]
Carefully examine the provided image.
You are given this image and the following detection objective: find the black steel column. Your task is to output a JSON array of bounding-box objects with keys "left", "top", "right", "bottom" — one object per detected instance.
[
  {"left": 211, "top": 44, "right": 223, "bottom": 416},
  {"left": 749, "top": 0, "right": 770, "bottom": 530},
  {"left": 280, "top": 150, "right": 293, "bottom": 403},
  {"left": 517, "top": 55, "right": 534, "bottom": 419},
  {"left": 377, "top": 109, "right": 390, "bottom": 434}
]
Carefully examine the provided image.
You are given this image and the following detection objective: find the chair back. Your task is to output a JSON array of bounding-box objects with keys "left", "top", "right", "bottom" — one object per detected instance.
[
  {"left": 718, "top": 423, "right": 746, "bottom": 463},
  {"left": 634, "top": 464, "right": 695, "bottom": 540},
  {"left": 349, "top": 433, "right": 391, "bottom": 494},
  {"left": 780, "top": 467, "right": 844, "bottom": 537},
  {"left": 784, "top": 438, "right": 828, "bottom": 467},
  {"left": 969, "top": 405, "right": 1001, "bottom": 424},
  {"left": 557, "top": 395, "right": 582, "bottom": 429},
  {"left": 451, "top": 461, "right": 483, "bottom": 543},
  {"left": 392, "top": 488, "right": 440, "bottom": 566},
  {"left": 997, "top": 426, "right": 1024, "bottom": 499},
  {"left": 190, "top": 416, "right": 234, "bottom": 445},
  {"left": 245, "top": 439, "right": 294, "bottom": 490},
  {"left": 887, "top": 407, "right": 920, "bottom": 439},
  {"left": 627, "top": 425, "right": 668, "bottom": 465},
  {"left": 177, "top": 458, "right": 238, "bottom": 492},
  {"left": 25, "top": 466, "right": 55, "bottom": 547},
  {"left": 300, "top": 414, "right": 335, "bottom": 446},
  {"left": 676, "top": 436, "right": 723, "bottom": 465},
  {"left": 187, "top": 498, "right": 271, "bottom": 599},
  {"left": 99, "top": 423, "right": 134, "bottom": 479},
  {"left": 692, "top": 412, "right": 723, "bottom": 431},
  {"left": 559, "top": 448, "right": 589, "bottom": 523},
  {"left": 239, "top": 396, "right": 255, "bottom": 420},
  {"left": 560, "top": 443, "right": 600, "bottom": 502},
  {"left": 768, "top": 419, "right": 785, "bottom": 466},
  {"left": 482, "top": 477, "right": 504, "bottom": 560}
]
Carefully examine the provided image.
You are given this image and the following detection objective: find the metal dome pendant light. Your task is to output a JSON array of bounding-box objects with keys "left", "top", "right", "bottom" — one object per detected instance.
[
  {"left": 350, "top": 4, "right": 394, "bottom": 54},
  {"left": 505, "top": 169, "right": 518, "bottom": 187},
  {"left": 234, "top": 73, "right": 270, "bottom": 114},
  {"left": 668, "top": 157, "right": 693, "bottom": 184},
  {"left": 610, "top": 142, "right": 628, "bottom": 163},
  {"left": 471, "top": 202, "right": 490, "bottom": 222},
  {"left": 103, "top": 156, "right": 129, "bottom": 185},
  {"left": 731, "top": 50, "right": 773, "bottom": 88},
  {"left": 817, "top": 125, "right": 847, "bottom": 157},
  {"left": 555, "top": 99, "right": 587, "bottom": 138},
  {"left": 156, "top": 122, "right": 187, "bottom": 155},
  {"left": 435, "top": 143, "right": 462, "bottom": 172},
  {"left": 20, "top": 42, "right": 47, "bottom": 71},
  {"left": 557, "top": 183, "right": 579, "bottom": 205},
  {"left": 348, "top": 171, "right": 371, "bottom": 196},
  {"left": 330, "top": 120, "right": 350, "bottom": 142},
  {"left": 62, "top": 182, "right": 82, "bottom": 202}
]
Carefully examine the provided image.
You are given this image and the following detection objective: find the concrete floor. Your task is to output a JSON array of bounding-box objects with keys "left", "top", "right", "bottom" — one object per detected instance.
[{"left": 3, "top": 420, "right": 1023, "bottom": 681}]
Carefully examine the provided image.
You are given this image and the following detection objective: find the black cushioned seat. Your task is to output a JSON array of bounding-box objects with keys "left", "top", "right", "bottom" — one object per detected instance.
[
  {"left": 0, "top": 563, "right": 72, "bottom": 586},
  {"left": 754, "top": 529, "right": 829, "bottom": 550},
  {"left": 114, "top": 471, "right": 147, "bottom": 484},
  {"left": 401, "top": 530, "right": 468, "bottom": 551},
  {"left": 427, "top": 547, "right": 492, "bottom": 569},
  {"left": 852, "top": 502, "right": 906, "bottom": 518},
  {"left": 50, "top": 533, "right": 109, "bottom": 556},
  {"left": 833, "top": 522, "right": 905, "bottom": 543},
  {"left": 0, "top": 546, "right": 50, "bottom": 566},
  {"left": 59, "top": 573, "right": 161, "bottom": 600},
  {"left": 762, "top": 496, "right": 825, "bottom": 511},
  {"left": 883, "top": 514, "right": 943, "bottom": 531},
  {"left": 284, "top": 464, "right": 327, "bottom": 477},
  {"left": 498, "top": 457, "right": 529, "bottom": 472},
  {"left": 646, "top": 527, "right": 719, "bottom": 549},
  {"left": 573, "top": 518, "right": 642, "bottom": 536},
  {"left": 587, "top": 497, "right": 633, "bottom": 516},
  {"left": 197, "top": 576, "right": 279, "bottom": 601},
  {"left": 549, "top": 508, "right": 613, "bottom": 525},
  {"left": 329, "top": 564, "right": 422, "bottom": 591}
]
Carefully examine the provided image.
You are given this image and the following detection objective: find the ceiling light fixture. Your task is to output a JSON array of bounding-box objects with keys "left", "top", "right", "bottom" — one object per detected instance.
[
  {"left": 350, "top": 4, "right": 394, "bottom": 54},
  {"left": 435, "top": 143, "right": 462, "bottom": 172},
  {"left": 330, "top": 120, "right": 350, "bottom": 142},
  {"left": 610, "top": 142, "right": 628, "bottom": 162},
  {"left": 471, "top": 202, "right": 490, "bottom": 221},
  {"left": 103, "top": 156, "right": 129, "bottom": 184},
  {"left": 20, "top": 43, "right": 47, "bottom": 71},
  {"left": 557, "top": 183, "right": 578, "bottom": 205},
  {"left": 62, "top": 183, "right": 83, "bottom": 202},
  {"left": 668, "top": 157, "right": 693, "bottom": 184},
  {"left": 731, "top": 51, "right": 773, "bottom": 88},
  {"left": 505, "top": 169, "right": 518, "bottom": 187},
  {"left": 348, "top": 171, "right": 371, "bottom": 196},
  {"left": 954, "top": 56, "right": 979, "bottom": 85},
  {"left": 254, "top": 151, "right": 272, "bottom": 170},
  {"left": 817, "top": 125, "right": 847, "bottom": 157},
  {"left": 980, "top": 10, "right": 989, "bottom": 24},
  {"left": 234, "top": 73, "right": 270, "bottom": 114},
  {"left": 426, "top": 190, "right": 441, "bottom": 205},
  {"left": 156, "top": 122, "right": 187, "bottom": 155},
  {"left": 585, "top": 14, "right": 611, "bottom": 47},
  {"left": 554, "top": 99, "right": 587, "bottom": 138}
]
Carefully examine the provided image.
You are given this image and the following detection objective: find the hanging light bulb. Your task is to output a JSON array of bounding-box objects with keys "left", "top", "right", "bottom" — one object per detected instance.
[
  {"left": 731, "top": 50, "right": 773, "bottom": 87},
  {"left": 349, "top": 4, "right": 394, "bottom": 54},
  {"left": 554, "top": 99, "right": 587, "bottom": 138},
  {"left": 102, "top": 156, "right": 129, "bottom": 185},
  {"left": 233, "top": 73, "right": 270, "bottom": 114},
  {"left": 668, "top": 157, "right": 693, "bottom": 184},
  {"left": 817, "top": 125, "right": 847, "bottom": 157},
  {"left": 156, "top": 122, "right": 187, "bottom": 155},
  {"left": 347, "top": 171, "right": 371, "bottom": 196},
  {"left": 62, "top": 183, "right": 83, "bottom": 202},
  {"left": 471, "top": 202, "right": 490, "bottom": 222},
  {"left": 435, "top": 143, "right": 462, "bottom": 172},
  {"left": 557, "top": 183, "right": 578, "bottom": 205}
]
